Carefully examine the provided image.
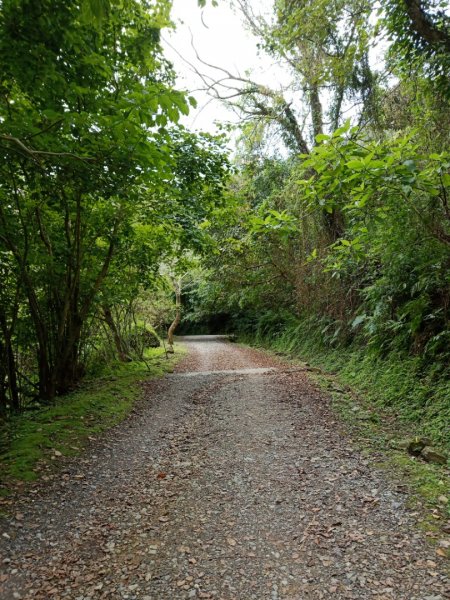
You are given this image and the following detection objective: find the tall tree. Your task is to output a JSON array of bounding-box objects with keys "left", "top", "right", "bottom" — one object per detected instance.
[{"left": 0, "top": 0, "right": 226, "bottom": 404}]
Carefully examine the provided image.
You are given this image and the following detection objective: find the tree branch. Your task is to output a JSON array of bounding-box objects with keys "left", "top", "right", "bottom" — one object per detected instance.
[
  {"left": 0, "top": 134, "right": 96, "bottom": 164},
  {"left": 404, "top": 0, "right": 450, "bottom": 50}
]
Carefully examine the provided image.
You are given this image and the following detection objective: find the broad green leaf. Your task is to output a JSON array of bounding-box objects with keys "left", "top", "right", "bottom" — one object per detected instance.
[{"left": 346, "top": 160, "right": 365, "bottom": 170}]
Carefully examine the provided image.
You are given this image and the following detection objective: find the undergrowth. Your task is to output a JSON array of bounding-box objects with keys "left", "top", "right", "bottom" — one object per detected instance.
[
  {"left": 240, "top": 315, "right": 450, "bottom": 451},
  {"left": 319, "top": 374, "right": 450, "bottom": 522},
  {"left": 239, "top": 314, "right": 450, "bottom": 523},
  {"left": 0, "top": 345, "right": 185, "bottom": 489}
]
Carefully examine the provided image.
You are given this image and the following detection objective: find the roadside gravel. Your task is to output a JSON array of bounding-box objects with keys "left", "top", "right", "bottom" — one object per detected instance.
[{"left": 0, "top": 336, "right": 449, "bottom": 599}]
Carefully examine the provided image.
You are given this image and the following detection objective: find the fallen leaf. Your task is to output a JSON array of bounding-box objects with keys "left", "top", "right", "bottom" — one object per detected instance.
[{"left": 227, "top": 537, "right": 237, "bottom": 546}]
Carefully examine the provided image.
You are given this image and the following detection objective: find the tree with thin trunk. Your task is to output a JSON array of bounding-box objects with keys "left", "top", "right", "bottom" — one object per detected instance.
[{"left": 167, "top": 278, "right": 182, "bottom": 352}]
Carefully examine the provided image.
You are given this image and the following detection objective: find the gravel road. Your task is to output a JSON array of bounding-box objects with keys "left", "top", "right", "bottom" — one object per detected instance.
[{"left": 0, "top": 335, "right": 449, "bottom": 600}]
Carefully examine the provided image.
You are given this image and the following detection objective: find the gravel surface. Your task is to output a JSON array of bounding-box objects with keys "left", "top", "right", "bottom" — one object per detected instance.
[{"left": 0, "top": 335, "right": 449, "bottom": 599}]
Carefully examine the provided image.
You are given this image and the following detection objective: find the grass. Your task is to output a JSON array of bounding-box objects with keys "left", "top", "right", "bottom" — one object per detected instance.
[
  {"left": 0, "top": 344, "right": 185, "bottom": 490},
  {"left": 241, "top": 318, "right": 450, "bottom": 450},
  {"left": 320, "top": 375, "right": 450, "bottom": 523},
  {"left": 239, "top": 318, "right": 450, "bottom": 526}
]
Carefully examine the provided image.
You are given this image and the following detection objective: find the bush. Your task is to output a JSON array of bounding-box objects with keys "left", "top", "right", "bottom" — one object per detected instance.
[{"left": 126, "top": 327, "right": 160, "bottom": 356}]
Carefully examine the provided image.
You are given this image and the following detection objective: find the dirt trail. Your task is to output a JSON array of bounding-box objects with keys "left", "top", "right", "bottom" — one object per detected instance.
[{"left": 0, "top": 336, "right": 449, "bottom": 599}]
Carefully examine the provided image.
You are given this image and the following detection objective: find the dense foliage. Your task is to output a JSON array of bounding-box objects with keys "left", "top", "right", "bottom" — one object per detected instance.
[
  {"left": 0, "top": 0, "right": 229, "bottom": 414},
  {"left": 179, "top": 0, "right": 450, "bottom": 439}
]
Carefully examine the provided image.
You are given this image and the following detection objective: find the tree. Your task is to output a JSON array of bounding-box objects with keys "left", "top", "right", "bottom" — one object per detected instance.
[
  {"left": 0, "top": 0, "right": 228, "bottom": 407},
  {"left": 185, "top": 0, "right": 376, "bottom": 152},
  {"left": 382, "top": 0, "right": 450, "bottom": 95},
  {"left": 179, "top": 0, "right": 379, "bottom": 242}
]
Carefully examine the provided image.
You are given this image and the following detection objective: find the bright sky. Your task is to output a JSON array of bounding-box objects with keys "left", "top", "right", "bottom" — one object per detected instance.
[
  {"left": 163, "top": 0, "right": 389, "bottom": 149},
  {"left": 163, "top": 0, "right": 284, "bottom": 135}
]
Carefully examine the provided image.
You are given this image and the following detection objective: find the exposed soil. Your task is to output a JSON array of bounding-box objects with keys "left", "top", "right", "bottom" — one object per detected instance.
[{"left": 0, "top": 336, "right": 449, "bottom": 599}]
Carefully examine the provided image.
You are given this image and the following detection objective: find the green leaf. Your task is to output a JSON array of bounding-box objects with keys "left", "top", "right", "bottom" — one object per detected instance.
[
  {"left": 332, "top": 119, "right": 351, "bottom": 137},
  {"left": 366, "top": 159, "right": 386, "bottom": 169},
  {"left": 403, "top": 159, "right": 416, "bottom": 172},
  {"left": 351, "top": 314, "right": 367, "bottom": 328},
  {"left": 346, "top": 160, "right": 365, "bottom": 170}
]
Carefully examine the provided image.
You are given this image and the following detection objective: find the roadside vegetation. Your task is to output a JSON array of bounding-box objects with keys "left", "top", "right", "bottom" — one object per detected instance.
[
  {"left": 0, "top": 345, "right": 184, "bottom": 488},
  {"left": 0, "top": 0, "right": 228, "bottom": 482}
]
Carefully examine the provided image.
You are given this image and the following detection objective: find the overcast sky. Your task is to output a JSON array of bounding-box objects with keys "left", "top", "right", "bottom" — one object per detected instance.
[
  {"left": 163, "top": 0, "right": 391, "bottom": 149},
  {"left": 163, "top": 0, "right": 284, "bottom": 135}
]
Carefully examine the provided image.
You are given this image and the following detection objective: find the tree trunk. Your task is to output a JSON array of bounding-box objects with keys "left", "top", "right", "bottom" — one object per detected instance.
[
  {"left": 102, "top": 305, "right": 130, "bottom": 362},
  {"left": 37, "top": 344, "right": 54, "bottom": 402},
  {"left": 167, "top": 283, "right": 181, "bottom": 352},
  {"left": 5, "top": 335, "right": 19, "bottom": 411},
  {"left": 0, "top": 340, "right": 8, "bottom": 416},
  {"left": 0, "top": 311, "right": 20, "bottom": 412},
  {"left": 281, "top": 103, "right": 310, "bottom": 154},
  {"left": 54, "top": 310, "right": 85, "bottom": 395},
  {"left": 309, "top": 82, "right": 324, "bottom": 140},
  {"left": 54, "top": 342, "right": 84, "bottom": 395},
  {"left": 51, "top": 228, "right": 119, "bottom": 395},
  {"left": 323, "top": 208, "right": 345, "bottom": 243},
  {"left": 404, "top": 0, "right": 450, "bottom": 50}
]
